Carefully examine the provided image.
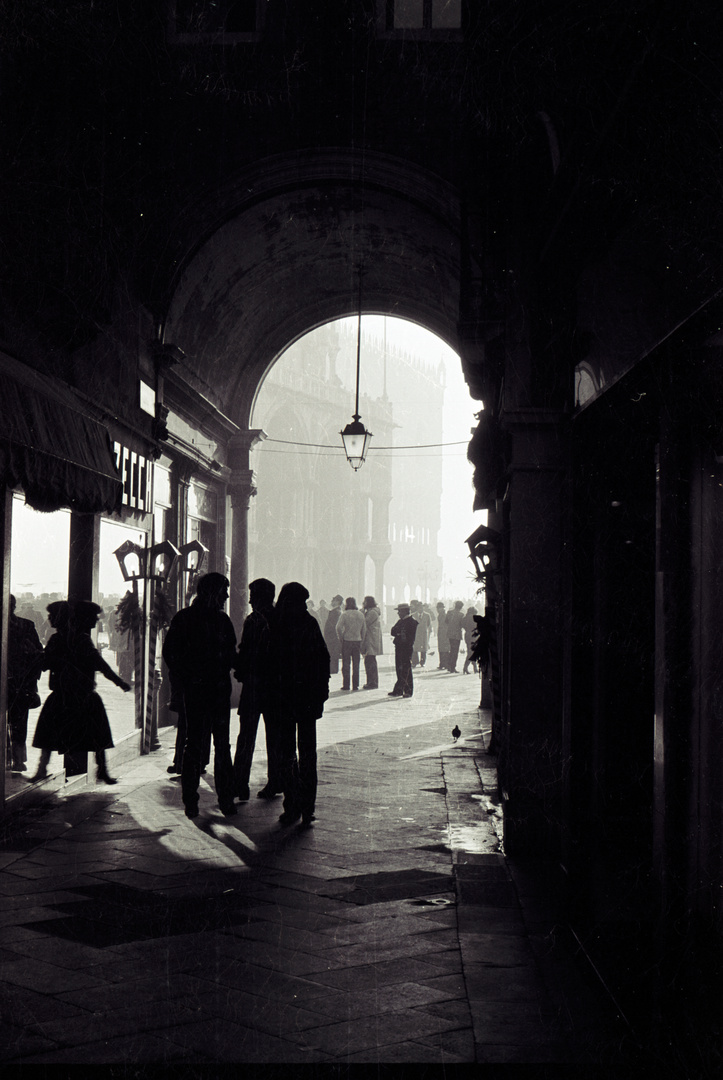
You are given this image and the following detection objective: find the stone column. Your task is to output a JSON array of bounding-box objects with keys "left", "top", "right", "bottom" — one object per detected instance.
[
  {"left": 170, "top": 462, "right": 193, "bottom": 609},
  {"left": 68, "top": 512, "right": 101, "bottom": 603},
  {"left": 228, "top": 430, "right": 266, "bottom": 632},
  {"left": 498, "top": 408, "right": 568, "bottom": 856},
  {"left": 66, "top": 512, "right": 101, "bottom": 776}
]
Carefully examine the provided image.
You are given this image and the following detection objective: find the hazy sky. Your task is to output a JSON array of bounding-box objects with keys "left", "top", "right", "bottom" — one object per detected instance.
[{"left": 360, "top": 316, "right": 486, "bottom": 600}]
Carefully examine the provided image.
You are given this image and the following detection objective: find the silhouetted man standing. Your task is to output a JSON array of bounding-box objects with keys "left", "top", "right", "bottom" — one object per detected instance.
[
  {"left": 233, "top": 577, "right": 281, "bottom": 801},
  {"left": 389, "top": 603, "right": 418, "bottom": 698},
  {"left": 163, "top": 572, "right": 237, "bottom": 819},
  {"left": 7, "top": 594, "right": 43, "bottom": 772}
]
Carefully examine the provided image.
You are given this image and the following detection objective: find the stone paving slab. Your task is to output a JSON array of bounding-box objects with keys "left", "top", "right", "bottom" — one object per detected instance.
[
  {"left": 157, "top": 1016, "right": 334, "bottom": 1063},
  {"left": 0, "top": 664, "right": 629, "bottom": 1064},
  {"left": 295, "top": 1005, "right": 465, "bottom": 1056}
]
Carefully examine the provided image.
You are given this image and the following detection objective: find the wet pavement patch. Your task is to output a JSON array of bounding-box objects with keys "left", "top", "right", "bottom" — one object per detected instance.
[
  {"left": 321, "top": 869, "right": 454, "bottom": 906},
  {"left": 18, "top": 881, "right": 259, "bottom": 947},
  {"left": 410, "top": 897, "right": 456, "bottom": 908}
]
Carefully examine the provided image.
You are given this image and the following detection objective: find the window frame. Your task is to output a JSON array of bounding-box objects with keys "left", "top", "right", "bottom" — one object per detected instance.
[{"left": 376, "top": 0, "right": 464, "bottom": 40}]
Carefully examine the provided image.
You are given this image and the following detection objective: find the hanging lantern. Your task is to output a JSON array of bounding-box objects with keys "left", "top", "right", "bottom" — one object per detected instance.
[
  {"left": 340, "top": 264, "right": 373, "bottom": 470},
  {"left": 340, "top": 416, "right": 373, "bottom": 471}
]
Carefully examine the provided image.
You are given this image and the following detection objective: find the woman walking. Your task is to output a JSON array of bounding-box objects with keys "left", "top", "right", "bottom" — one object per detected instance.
[{"left": 31, "top": 600, "right": 131, "bottom": 784}]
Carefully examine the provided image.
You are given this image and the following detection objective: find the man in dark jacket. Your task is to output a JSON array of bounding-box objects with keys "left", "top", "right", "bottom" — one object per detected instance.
[
  {"left": 389, "top": 602, "right": 419, "bottom": 698},
  {"left": 233, "top": 577, "right": 281, "bottom": 801},
  {"left": 162, "top": 573, "right": 237, "bottom": 818},
  {"left": 7, "top": 594, "right": 43, "bottom": 771}
]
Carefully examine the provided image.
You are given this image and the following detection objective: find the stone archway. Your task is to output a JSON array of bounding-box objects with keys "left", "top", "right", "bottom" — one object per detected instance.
[
  {"left": 159, "top": 149, "right": 471, "bottom": 625},
  {"left": 160, "top": 148, "right": 464, "bottom": 424}
]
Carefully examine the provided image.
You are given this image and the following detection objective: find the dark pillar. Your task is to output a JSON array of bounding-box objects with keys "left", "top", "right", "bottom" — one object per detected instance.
[
  {"left": 171, "top": 463, "right": 191, "bottom": 608},
  {"left": 229, "top": 471, "right": 256, "bottom": 635},
  {"left": 66, "top": 512, "right": 101, "bottom": 777},
  {"left": 68, "top": 512, "right": 100, "bottom": 603},
  {"left": 498, "top": 409, "right": 567, "bottom": 856}
]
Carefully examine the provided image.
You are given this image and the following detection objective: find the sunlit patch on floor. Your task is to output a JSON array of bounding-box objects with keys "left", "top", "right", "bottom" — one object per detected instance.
[
  {"left": 409, "top": 896, "right": 455, "bottom": 907},
  {"left": 448, "top": 822, "right": 501, "bottom": 854},
  {"left": 206, "top": 818, "right": 260, "bottom": 855},
  {"left": 399, "top": 741, "right": 461, "bottom": 759}
]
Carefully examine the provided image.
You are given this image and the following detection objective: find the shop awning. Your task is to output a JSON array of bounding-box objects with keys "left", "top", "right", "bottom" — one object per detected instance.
[{"left": 0, "top": 359, "right": 122, "bottom": 514}]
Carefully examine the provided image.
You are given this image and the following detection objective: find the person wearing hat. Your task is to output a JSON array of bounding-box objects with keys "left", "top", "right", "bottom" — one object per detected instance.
[
  {"left": 163, "top": 572, "right": 237, "bottom": 818},
  {"left": 323, "top": 594, "right": 344, "bottom": 675},
  {"left": 388, "top": 602, "right": 419, "bottom": 698},
  {"left": 31, "top": 599, "right": 131, "bottom": 784}
]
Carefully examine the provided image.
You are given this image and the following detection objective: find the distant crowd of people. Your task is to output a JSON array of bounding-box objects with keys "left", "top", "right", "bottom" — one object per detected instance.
[{"left": 316, "top": 594, "right": 485, "bottom": 693}]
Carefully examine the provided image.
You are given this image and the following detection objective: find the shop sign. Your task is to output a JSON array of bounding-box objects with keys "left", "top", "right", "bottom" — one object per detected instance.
[{"left": 113, "top": 442, "right": 152, "bottom": 512}]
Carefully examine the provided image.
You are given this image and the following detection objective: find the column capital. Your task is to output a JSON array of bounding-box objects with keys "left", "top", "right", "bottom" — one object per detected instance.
[
  {"left": 229, "top": 468, "right": 257, "bottom": 508},
  {"left": 169, "top": 458, "right": 195, "bottom": 486},
  {"left": 228, "top": 429, "right": 267, "bottom": 471}
]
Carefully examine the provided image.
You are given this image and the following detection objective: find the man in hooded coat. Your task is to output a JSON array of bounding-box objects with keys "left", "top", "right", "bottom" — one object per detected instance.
[
  {"left": 163, "top": 572, "right": 237, "bottom": 819},
  {"left": 268, "top": 582, "right": 330, "bottom": 826}
]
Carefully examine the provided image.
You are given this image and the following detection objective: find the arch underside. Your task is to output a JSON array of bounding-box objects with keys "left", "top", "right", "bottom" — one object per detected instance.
[{"left": 162, "top": 152, "right": 466, "bottom": 425}]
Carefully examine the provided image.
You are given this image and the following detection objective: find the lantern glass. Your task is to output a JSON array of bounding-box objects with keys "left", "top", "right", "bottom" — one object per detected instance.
[
  {"left": 153, "top": 553, "right": 168, "bottom": 578},
  {"left": 125, "top": 553, "right": 141, "bottom": 578},
  {"left": 179, "top": 539, "right": 208, "bottom": 575},
  {"left": 113, "top": 539, "right": 146, "bottom": 581},
  {"left": 340, "top": 419, "right": 373, "bottom": 471}
]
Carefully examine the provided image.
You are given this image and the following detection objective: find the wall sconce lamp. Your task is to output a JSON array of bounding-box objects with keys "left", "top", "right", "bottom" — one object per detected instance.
[
  {"left": 113, "top": 539, "right": 180, "bottom": 583},
  {"left": 465, "top": 524, "right": 501, "bottom": 583},
  {"left": 147, "top": 540, "right": 180, "bottom": 582},
  {"left": 178, "top": 540, "right": 208, "bottom": 576}
]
